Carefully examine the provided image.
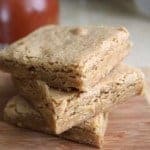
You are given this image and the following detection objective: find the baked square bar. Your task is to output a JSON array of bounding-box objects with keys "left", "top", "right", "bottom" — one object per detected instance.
[
  {"left": 13, "top": 64, "right": 144, "bottom": 134},
  {"left": 4, "top": 96, "right": 108, "bottom": 148},
  {"left": 0, "top": 25, "right": 131, "bottom": 91}
]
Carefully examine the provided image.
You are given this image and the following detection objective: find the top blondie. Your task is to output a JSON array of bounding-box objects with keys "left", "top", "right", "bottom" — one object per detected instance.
[{"left": 0, "top": 25, "right": 131, "bottom": 91}]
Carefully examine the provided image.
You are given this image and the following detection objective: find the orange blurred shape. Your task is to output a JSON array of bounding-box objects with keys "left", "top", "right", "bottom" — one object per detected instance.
[{"left": 0, "top": 0, "right": 59, "bottom": 44}]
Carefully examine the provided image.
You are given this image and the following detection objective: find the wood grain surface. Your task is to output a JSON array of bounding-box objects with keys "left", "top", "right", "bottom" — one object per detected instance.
[{"left": 0, "top": 71, "right": 149, "bottom": 150}]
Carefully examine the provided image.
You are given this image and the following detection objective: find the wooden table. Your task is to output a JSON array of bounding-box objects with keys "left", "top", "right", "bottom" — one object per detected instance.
[{"left": 0, "top": 71, "right": 149, "bottom": 150}]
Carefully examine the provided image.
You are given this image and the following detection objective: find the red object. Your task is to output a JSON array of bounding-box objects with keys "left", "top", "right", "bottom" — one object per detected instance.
[{"left": 0, "top": 0, "right": 59, "bottom": 44}]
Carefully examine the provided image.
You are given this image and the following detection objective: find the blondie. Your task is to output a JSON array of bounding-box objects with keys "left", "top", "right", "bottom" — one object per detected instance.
[
  {"left": 4, "top": 96, "right": 108, "bottom": 147},
  {"left": 0, "top": 25, "right": 131, "bottom": 91}
]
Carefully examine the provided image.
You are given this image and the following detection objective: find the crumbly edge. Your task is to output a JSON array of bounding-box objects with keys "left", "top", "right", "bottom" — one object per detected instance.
[
  {"left": 82, "top": 41, "right": 131, "bottom": 91},
  {"left": 13, "top": 66, "right": 144, "bottom": 134},
  {"left": 4, "top": 96, "right": 108, "bottom": 147}
]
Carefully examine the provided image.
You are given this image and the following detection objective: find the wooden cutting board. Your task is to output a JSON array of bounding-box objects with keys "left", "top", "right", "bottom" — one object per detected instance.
[{"left": 0, "top": 71, "right": 149, "bottom": 150}]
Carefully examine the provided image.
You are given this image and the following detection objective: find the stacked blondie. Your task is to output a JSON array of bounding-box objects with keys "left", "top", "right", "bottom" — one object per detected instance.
[{"left": 0, "top": 26, "right": 144, "bottom": 148}]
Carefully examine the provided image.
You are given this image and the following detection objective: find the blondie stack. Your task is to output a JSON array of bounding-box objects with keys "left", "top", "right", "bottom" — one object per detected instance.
[{"left": 0, "top": 25, "right": 144, "bottom": 148}]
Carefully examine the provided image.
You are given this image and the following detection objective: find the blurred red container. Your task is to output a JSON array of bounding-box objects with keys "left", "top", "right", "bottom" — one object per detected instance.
[{"left": 0, "top": 0, "right": 59, "bottom": 44}]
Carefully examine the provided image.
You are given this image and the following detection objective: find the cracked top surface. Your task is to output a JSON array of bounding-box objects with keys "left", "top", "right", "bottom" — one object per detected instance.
[{"left": 0, "top": 25, "right": 129, "bottom": 67}]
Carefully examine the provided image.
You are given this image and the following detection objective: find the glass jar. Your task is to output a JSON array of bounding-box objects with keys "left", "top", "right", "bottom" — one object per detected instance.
[{"left": 0, "top": 0, "right": 59, "bottom": 44}]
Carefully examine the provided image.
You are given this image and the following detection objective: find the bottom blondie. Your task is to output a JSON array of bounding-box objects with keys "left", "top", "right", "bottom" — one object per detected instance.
[{"left": 4, "top": 96, "right": 108, "bottom": 147}]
